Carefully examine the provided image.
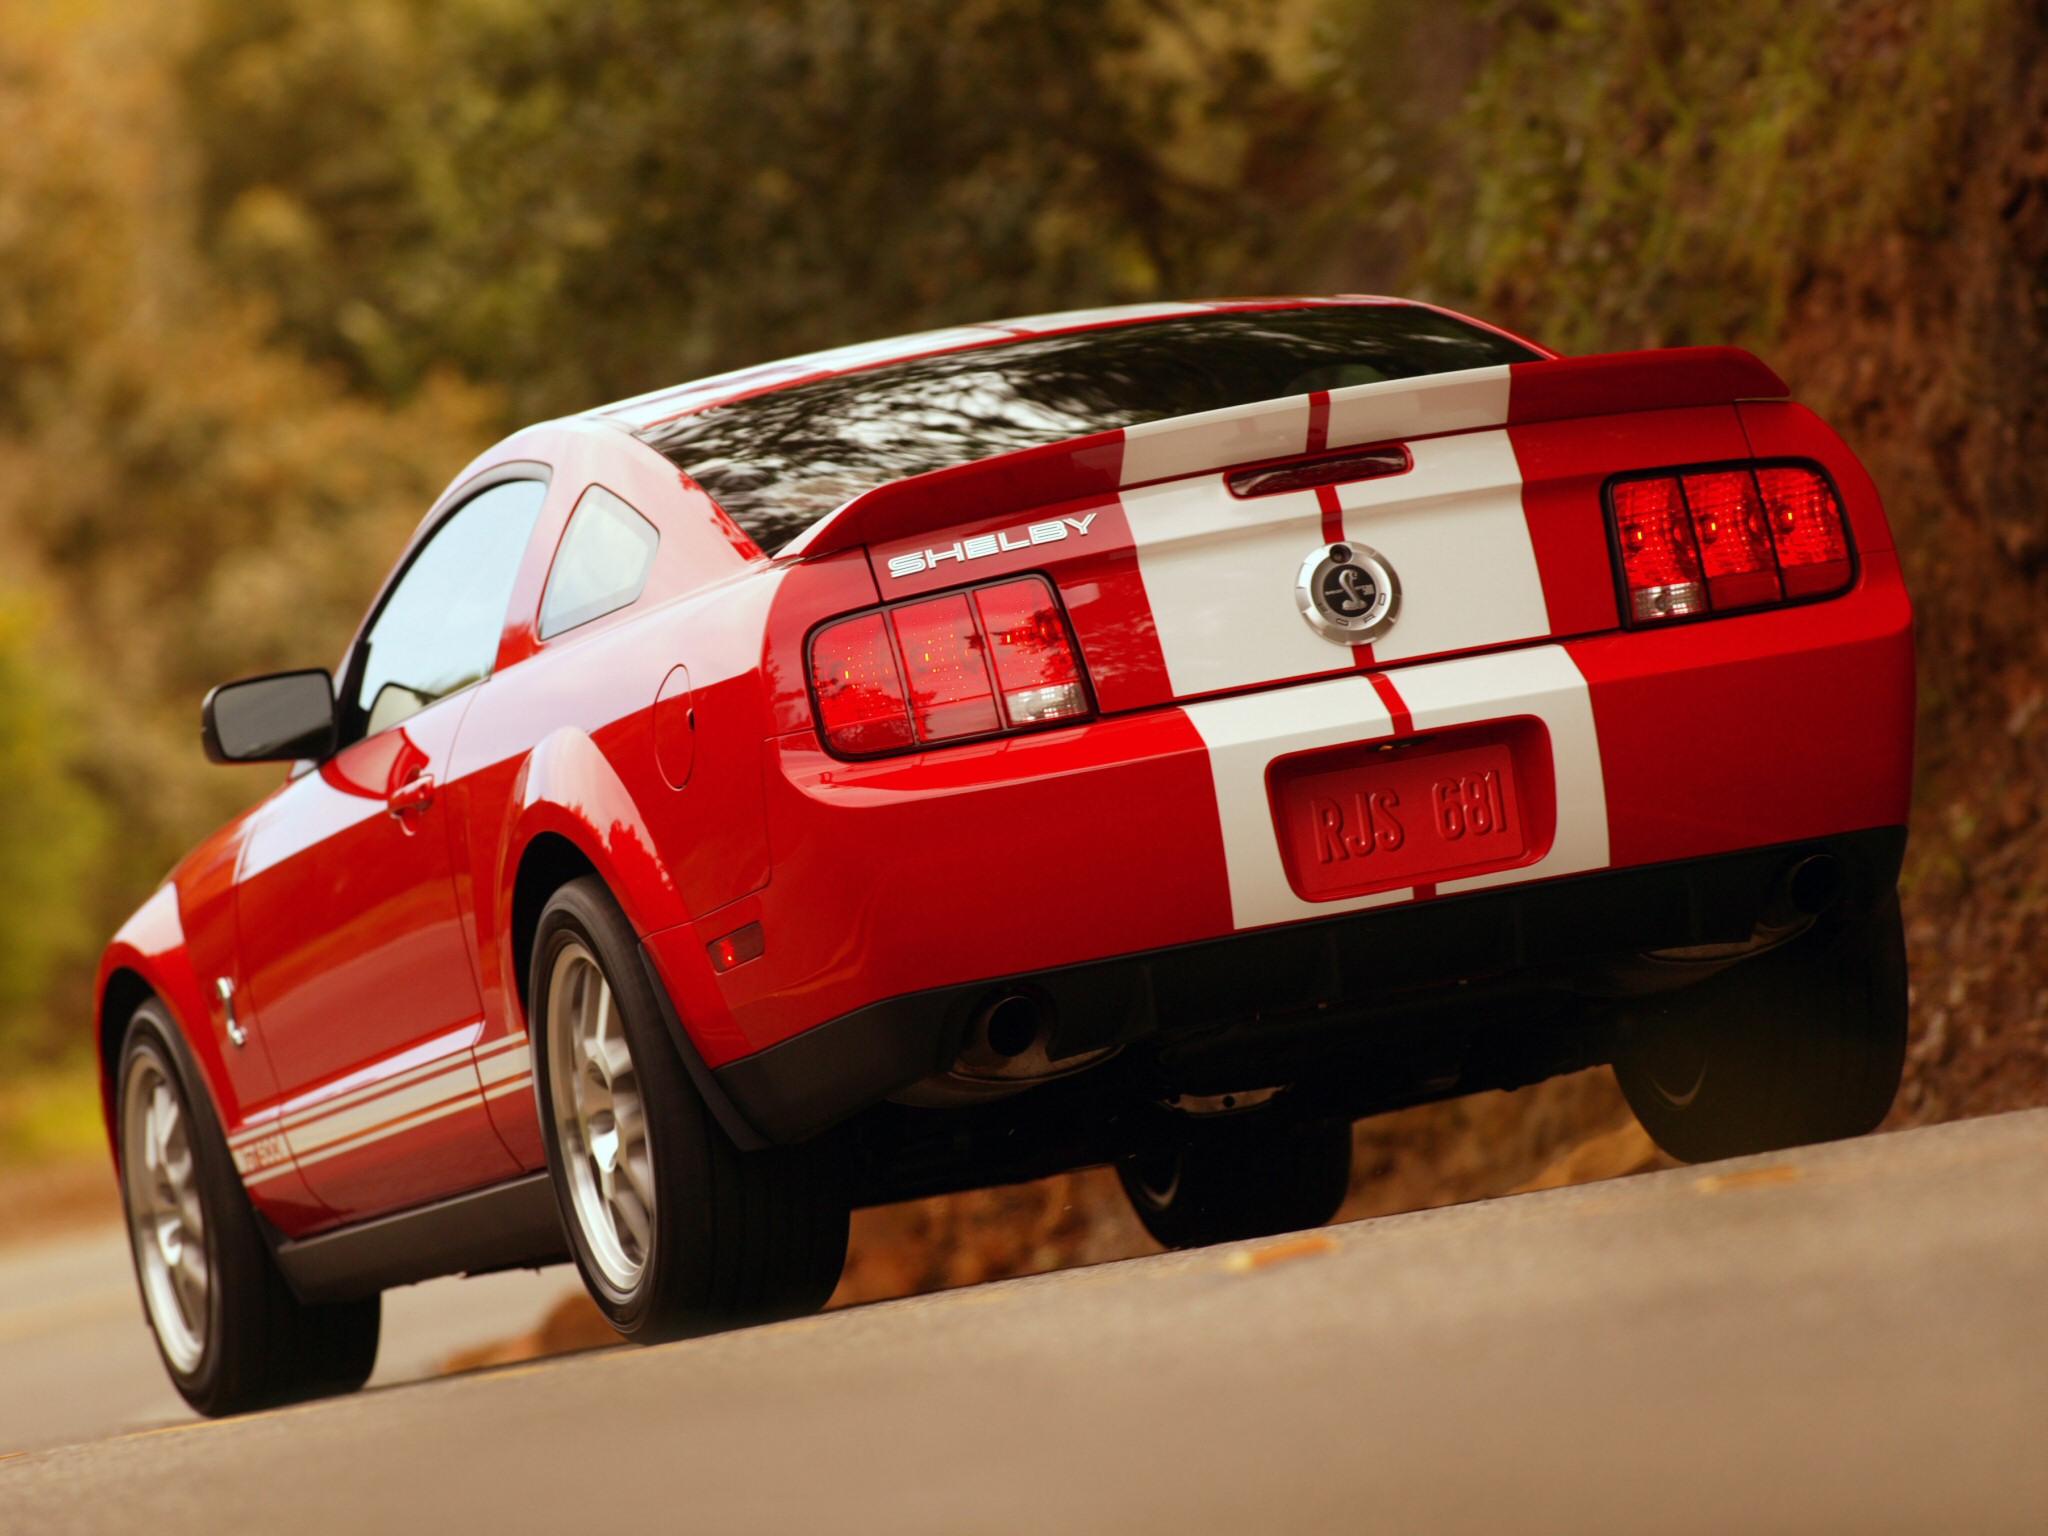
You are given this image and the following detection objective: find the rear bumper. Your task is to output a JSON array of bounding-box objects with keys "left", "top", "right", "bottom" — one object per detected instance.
[{"left": 716, "top": 825, "right": 1907, "bottom": 1143}]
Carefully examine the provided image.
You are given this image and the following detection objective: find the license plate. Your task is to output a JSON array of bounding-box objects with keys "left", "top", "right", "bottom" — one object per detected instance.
[{"left": 1273, "top": 735, "right": 1529, "bottom": 900}]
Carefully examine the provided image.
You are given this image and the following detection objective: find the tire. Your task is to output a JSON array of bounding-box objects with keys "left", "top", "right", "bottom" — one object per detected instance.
[
  {"left": 1117, "top": 1114, "right": 1353, "bottom": 1249},
  {"left": 117, "top": 1002, "right": 380, "bottom": 1417},
  {"left": 1614, "top": 888, "right": 1909, "bottom": 1164},
  {"left": 531, "top": 876, "right": 848, "bottom": 1342}
]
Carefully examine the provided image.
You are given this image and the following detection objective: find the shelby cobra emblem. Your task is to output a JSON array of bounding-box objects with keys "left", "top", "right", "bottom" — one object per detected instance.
[{"left": 1296, "top": 541, "right": 1400, "bottom": 645}]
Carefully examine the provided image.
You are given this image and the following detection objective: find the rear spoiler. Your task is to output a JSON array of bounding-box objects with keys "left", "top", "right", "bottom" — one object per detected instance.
[{"left": 785, "top": 346, "right": 1789, "bottom": 560}]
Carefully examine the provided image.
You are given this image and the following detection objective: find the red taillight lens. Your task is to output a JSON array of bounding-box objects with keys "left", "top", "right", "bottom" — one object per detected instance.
[
  {"left": 1611, "top": 475, "right": 1706, "bottom": 623},
  {"left": 891, "top": 593, "right": 1001, "bottom": 741},
  {"left": 1680, "top": 469, "right": 1781, "bottom": 609},
  {"left": 1609, "top": 460, "right": 1853, "bottom": 626},
  {"left": 807, "top": 575, "right": 1090, "bottom": 756},
  {"left": 1756, "top": 465, "right": 1852, "bottom": 597},
  {"left": 809, "top": 611, "right": 914, "bottom": 755},
  {"left": 974, "top": 580, "right": 1089, "bottom": 726}
]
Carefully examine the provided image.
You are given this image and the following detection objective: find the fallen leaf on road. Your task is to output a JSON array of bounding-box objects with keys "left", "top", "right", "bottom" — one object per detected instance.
[{"left": 1223, "top": 1234, "right": 1337, "bottom": 1273}]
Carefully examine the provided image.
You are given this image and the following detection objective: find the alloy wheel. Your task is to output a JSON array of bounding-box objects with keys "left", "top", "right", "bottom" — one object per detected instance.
[
  {"left": 122, "top": 1049, "right": 208, "bottom": 1375},
  {"left": 546, "top": 940, "right": 657, "bottom": 1297}
]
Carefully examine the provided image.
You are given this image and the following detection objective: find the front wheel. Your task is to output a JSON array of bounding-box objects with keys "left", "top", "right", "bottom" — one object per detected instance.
[
  {"left": 1614, "top": 888, "right": 1909, "bottom": 1163},
  {"left": 118, "top": 1003, "right": 379, "bottom": 1416},
  {"left": 532, "top": 877, "right": 848, "bottom": 1341},
  {"left": 1118, "top": 1114, "right": 1353, "bottom": 1249}
]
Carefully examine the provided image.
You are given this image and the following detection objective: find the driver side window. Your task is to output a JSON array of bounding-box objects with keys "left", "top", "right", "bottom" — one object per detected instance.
[{"left": 352, "top": 479, "right": 549, "bottom": 738}]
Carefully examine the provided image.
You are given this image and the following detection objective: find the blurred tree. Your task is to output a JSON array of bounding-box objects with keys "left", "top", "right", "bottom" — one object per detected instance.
[
  {"left": 0, "top": 597, "right": 103, "bottom": 1059},
  {"left": 0, "top": 1, "right": 494, "bottom": 1056},
  {"left": 180, "top": 0, "right": 1392, "bottom": 416}
]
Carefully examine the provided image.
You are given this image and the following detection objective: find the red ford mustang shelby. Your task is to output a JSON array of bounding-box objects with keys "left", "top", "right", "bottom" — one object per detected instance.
[{"left": 96, "top": 298, "right": 1913, "bottom": 1413}]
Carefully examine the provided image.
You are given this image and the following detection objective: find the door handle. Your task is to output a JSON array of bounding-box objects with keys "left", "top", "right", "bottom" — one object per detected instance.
[{"left": 387, "top": 771, "right": 437, "bottom": 818}]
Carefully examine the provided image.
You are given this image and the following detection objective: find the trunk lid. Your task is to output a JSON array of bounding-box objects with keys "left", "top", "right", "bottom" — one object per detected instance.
[{"left": 794, "top": 348, "right": 1787, "bottom": 713}]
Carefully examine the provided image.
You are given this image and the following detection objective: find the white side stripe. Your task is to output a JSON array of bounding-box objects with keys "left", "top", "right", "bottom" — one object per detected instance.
[
  {"left": 230, "top": 1049, "right": 472, "bottom": 1148},
  {"left": 282, "top": 1062, "right": 482, "bottom": 1159},
  {"left": 231, "top": 1035, "right": 535, "bottom": 1182}
]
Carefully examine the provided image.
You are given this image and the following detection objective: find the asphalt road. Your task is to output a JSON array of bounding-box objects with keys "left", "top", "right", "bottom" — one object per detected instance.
[
  {"left": 5, "top": 1109, "right": 2047, "bottom": 1535},
  {"left": 0, "top": 1223, "right": 572, "bottom": 1456}
]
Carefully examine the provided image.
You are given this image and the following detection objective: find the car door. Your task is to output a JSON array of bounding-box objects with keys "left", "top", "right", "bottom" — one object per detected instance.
[{"left": 234, "top": 476, "right": 550, "bottom": 1221}]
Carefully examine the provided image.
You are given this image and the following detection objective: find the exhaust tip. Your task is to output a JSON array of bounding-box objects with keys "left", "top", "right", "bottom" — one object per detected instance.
[
  {"left": 979, "top": 994, "right": 1043, "bottom": 1061},
  {"left": 1784, "top": 854, "right": 1846, "bottom": 918}
]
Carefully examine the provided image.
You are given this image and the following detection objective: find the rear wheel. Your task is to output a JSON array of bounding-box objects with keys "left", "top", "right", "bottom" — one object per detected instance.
[
  {"left": 1117, "top": 1114, "right": 1352, "bottom": 1249},
  {"left": 1614, "top": 889, "right": 1909, "bottom": 1163},
  {"left": 532, "top": 877, "right": 849, "bottom": 1342},
  {"left": 118, "top": 1003, "right": 379, "bottom": 1416}
]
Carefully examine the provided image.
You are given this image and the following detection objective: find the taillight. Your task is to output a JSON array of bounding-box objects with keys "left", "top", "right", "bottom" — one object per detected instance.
[
  {"left": 1608, "top": 460, "right": 1852, "bottom": 626},
  {"left": 809, "top": 612, "right": 914, "bottom": 755},
  {"left": 1757, "top": 465, "right": 1853, "bottom": 597},
  {"left": 891, "top": 593, "right": 1001, "bottom": 741},
  {"left": 973, "top": 580, "right": 1088, "bottom": 724},
  {"left": 808, "top": 575, "right": 1091, "bottom": 756},
  {"left": 1611, "top": 476, "right": 1705, "bottom": 623}
]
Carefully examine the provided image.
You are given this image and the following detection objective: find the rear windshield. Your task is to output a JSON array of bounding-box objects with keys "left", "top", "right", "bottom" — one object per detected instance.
[{"left": 639, "top": 307, "right": 1540, "bottom": 551}]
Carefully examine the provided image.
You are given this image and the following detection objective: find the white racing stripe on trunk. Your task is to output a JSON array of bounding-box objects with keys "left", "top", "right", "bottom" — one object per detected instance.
[
  {"left": 1122, "top": 426, "right": 1542, "bottom": 699},
  {"left": 1122, "top": 477, "right": 1333, "bottom": 698},
  {"left": 1116, "top": 363, "right": 1514, "bottom": 492},
  {"left": 1337, "top": 429, "right": 1547, "bottom": 664},
  {"left": 1392, "top": 646, "right": 1610, "bottom": 892},
  {"left": 1122, "top": 394, "right": 1314, "bottom": 486},
  {"left": 1182, "top": 645, "right": 1610, "bottom": 931},
  {"left": 1183, "top": 675, "right": 1407, "bottom": 930},
  {"left": 1324, "top": 365, "right": 1511, "bottom": 448}
]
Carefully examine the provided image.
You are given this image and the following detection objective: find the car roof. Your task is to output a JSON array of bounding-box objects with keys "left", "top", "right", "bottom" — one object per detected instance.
[{"left": 587, "top": 296, "right": 1455, "bottom": 434}]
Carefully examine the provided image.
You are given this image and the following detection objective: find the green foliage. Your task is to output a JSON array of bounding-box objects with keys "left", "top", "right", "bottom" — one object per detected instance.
[
  {"left": 0, "top": 2, "right": 494, "bottom": 1056},
  {"left": 181, "top": 0, "right": 1352, "bottom": 416},
  {"left": 0, "top": 598, "right": 102, "bottom": 1057},
  {"left": 1420, "top": 0, "right": 2006, "bottom": 353}
]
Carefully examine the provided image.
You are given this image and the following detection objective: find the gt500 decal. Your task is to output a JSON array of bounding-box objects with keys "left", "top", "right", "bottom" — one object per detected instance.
[{"left": 885, "top": 513, "right": 1098, "bottom": 579}]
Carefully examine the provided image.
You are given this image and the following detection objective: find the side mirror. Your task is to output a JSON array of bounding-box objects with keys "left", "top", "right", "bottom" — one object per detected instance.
[{"left": 201, "top": 669, "right": 338, "bottom": 764}]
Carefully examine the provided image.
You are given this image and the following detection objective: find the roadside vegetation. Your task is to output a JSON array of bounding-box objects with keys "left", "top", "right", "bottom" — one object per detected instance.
[{"left": 3, "top": 2, "right": 2044, "bottom": 1259}]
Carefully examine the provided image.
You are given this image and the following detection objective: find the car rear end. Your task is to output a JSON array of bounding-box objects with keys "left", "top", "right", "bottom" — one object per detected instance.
[{"left": 627, "top": 302, "right": 1913, "bottom": 1188}]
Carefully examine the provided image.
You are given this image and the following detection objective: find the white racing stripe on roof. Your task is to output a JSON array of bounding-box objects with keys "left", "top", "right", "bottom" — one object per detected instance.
[{"left": 987, "top": 302, "right": 1216, "bottom": 335}]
